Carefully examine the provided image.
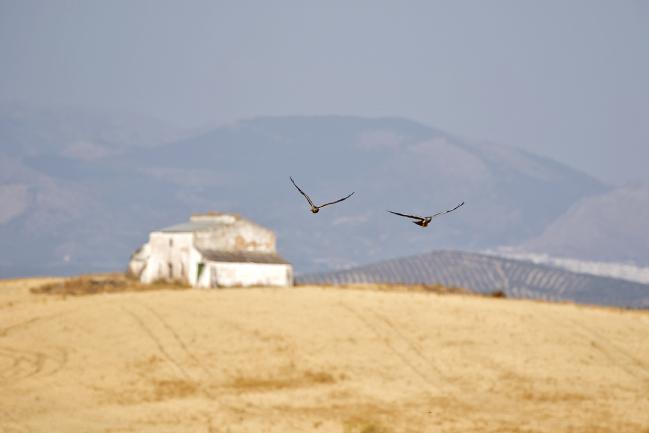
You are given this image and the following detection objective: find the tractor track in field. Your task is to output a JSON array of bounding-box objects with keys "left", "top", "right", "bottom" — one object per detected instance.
[
  {"left": 120, "top": 301, "right": 216, "bottom": 386},
  {"left": 0, "top": 345, "right": 68, "bottom": 385},
  {"left": 0, "top": 311, "right": 71, "bottom": 338},
  {"left": 337, "top": 301, "right": 455, "bottom": 395},
  {"left": 134, "top": 301, "right": 214, "bottom": 379},
  {"left": 121, "top": 305, "right": 193, "bottom": 381},
  {"left": 0, "top": 408, "right": 32, "bottom": 433},
  {"left": 560, "top": 315, "right": 649, "bottom": 381},
  {"left": 0, "top": 311, "right": 70, "bottom": 386}
]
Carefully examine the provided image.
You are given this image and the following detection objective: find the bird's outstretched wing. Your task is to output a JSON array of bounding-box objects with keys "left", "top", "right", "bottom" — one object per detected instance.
[
  {"left": 429, "top": 201, "right": 464, "bottom": 218},
  {"left": 387, "top": 210, "right": 424, "bottom": 221},
  {"left": 290, "top": 176, "right": 315, "bottom": 207},
  {"left": 319, "top": 191, "right": 355, "bottom": 208}
]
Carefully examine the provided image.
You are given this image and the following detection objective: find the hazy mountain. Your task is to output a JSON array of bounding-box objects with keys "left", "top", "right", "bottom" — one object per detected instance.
[
  {"left": 0, "top": 103, "right": 184, "bottom": 159},
  {"left": 519, "top": 183, "right": 649, "bottom": 266},
  {"left": 298, "top": 250, "right": 649, "bottom": 308},
  {"left": 0, "top": 146, "right": 199, "bottom": 276},
  {"left": 123, "top": 116, "right": 605, "bottom": 270},
  {"left": 0, "top": 104, "right": 187, "bottom": 276},
  {"left": 0, "top": 112, "right": 607, "bottom": 277},
  {"left": 485, "top": 250, "right": 649, "bottom": 285}
]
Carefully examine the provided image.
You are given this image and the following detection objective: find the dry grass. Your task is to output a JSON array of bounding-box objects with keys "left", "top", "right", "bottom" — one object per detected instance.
[
  {"left": 229, "top": 370, "right": 337, "bottom": 392},
  {"left": 151, "top": 379, "right": 200, "bottom": 401},
  {"left": 30, "top": 273, "right": 189, "bottom": 296},
  {"left": 95, "top": 378, "right": 202, "bottom": 405},
  {"left": 343, "top": 418, "right": 391, "bottom": 433},
  {"left": 306, "top": 282, "right": 470, "bottom": 295}
]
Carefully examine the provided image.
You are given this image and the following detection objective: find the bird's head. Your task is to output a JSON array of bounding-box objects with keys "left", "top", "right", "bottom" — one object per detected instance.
[{"left": 311, "top": 207, "right": 319, "bottom": 214}]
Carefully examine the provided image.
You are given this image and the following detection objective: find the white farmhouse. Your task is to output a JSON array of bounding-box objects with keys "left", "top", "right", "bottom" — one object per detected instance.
[{"left": 128, "top": 212, "right": 293, "bottom": 288}]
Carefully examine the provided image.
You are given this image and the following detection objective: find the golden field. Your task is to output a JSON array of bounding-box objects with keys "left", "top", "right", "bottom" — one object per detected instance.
[{"left": 1, "top": 277, "right": 648, "bottom": 433}]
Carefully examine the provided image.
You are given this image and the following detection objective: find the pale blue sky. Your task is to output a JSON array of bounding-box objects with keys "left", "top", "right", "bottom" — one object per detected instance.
[{"left": 1, "top": 0, "right": 648, "bottom": 184}]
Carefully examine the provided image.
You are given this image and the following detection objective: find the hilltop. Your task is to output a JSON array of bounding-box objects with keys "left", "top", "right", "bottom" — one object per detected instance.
[{"left": 1, "top": 278, "right": 648, "bottom": 432}]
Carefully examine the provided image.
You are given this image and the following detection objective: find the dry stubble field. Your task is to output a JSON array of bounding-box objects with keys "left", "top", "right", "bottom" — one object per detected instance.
[{"left": 1, "top": 277, "right": 648, "bottom": 433}]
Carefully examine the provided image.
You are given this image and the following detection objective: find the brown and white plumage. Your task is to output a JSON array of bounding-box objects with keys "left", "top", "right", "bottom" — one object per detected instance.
[
  {"left": 290, "top": 176, "right": 355, "bottom": 213},
  {"left": 388, "top": 201, "right": 464, "bottom": 227}
]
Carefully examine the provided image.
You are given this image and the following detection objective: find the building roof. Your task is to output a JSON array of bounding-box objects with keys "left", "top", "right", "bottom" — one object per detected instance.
[
  {"left": 198, "top": 249, "right": 290, "bottom": 265},
  {"left": 157, "top": 212, "right": 242, "bottom": 233},
  {"left": 158, "top": 220, "right": 220, "bottom": 233}
]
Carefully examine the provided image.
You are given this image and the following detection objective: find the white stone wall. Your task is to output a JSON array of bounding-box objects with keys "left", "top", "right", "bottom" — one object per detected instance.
[
  {"left": 139, "top": 232, "right": 202, "bottom": 285},
  {"left": 194, "top": 262, "right": 293, "bottom": 288},
  {"left": 193, "top": 220, "right": 276, "bottom": 253},
  {"left": 128, "top": 243, "right": 151, "bottom": 277}
]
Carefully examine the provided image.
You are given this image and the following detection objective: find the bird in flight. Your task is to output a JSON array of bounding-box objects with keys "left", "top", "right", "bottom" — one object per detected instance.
[
  {"left": 388, "top": 202, "right": 464, "bottom": 227},
  {"left": 290, "top": 176, "right": 355, "bottom": 214}
]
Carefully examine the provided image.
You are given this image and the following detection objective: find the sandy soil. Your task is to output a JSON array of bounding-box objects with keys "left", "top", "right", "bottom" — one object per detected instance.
[{"left": 1, "top": 278, "right": 648, "bottom": 433}]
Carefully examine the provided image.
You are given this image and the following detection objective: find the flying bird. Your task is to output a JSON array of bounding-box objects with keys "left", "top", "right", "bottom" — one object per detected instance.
[
  {"left": 388, "top": 202, "right": 464, "bottom": 227},
  {"left": 290, "top": 176, "right": 355, "bottom": 213}
]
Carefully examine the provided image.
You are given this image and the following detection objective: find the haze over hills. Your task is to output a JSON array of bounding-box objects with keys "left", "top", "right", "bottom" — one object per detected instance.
[
  {"left": 0, "top": 104, "right": 189, "bottom": 276},
  {"left": 298, "top": 250, "right": 649, "bottom": 308},
  {"left": 0, "top": 103, "right": 185, "bottom": 158},
  {"left": 519, "top": 183, "right": 649, "bottom": 265},
  {"left": 2, "top": 106, "right": 648, "bottom": 277},
  {"left": 489, "top": 250, "right": 649, "bottom": 285}
]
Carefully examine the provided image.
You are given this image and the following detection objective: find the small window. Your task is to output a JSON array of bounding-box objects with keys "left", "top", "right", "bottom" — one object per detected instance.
[
  {"left": 169, "top": 238, "right": 174, "bottom": 247},
  {"left": 168, "top": 262, "right": 173, "bottom": 278}
]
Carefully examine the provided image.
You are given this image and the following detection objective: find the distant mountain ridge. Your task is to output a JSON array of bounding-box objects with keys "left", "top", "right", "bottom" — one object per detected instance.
[
  {"left": 297, "top": 250, "right": 649, "bottom": 308},
  {"left": 0, "top": 103, "right": 185, "bottom": 159},
  {"left": 121, "top": 115, "right": 605, "bottom": 268},
  {"left": 519, "top": 183, "right": 649, "bottom": 265},
  {"left": 0, "top": 107, "right": 634, "bottom": 277}
]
